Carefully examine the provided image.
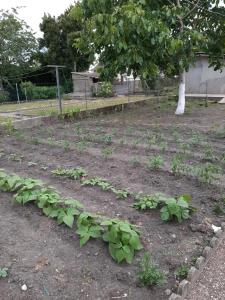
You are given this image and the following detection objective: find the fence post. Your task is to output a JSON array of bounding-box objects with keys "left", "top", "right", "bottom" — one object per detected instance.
[
  {"left": 85, "top": 79, "right": 87, "bottom": 110},
  {"left": 205, "top": 81, "right": 208, "bottom": 107},
  {"left": 16, "top": 83, "right": 20, "bottom": 104}
]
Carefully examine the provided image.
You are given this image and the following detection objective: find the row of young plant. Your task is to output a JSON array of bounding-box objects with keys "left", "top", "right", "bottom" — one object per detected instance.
[
  {"left": 52, "top": 167, "right": 196, "bottom": 223},
  {"left": 0, "top": 169, "right": 143, "bottom": 264}
]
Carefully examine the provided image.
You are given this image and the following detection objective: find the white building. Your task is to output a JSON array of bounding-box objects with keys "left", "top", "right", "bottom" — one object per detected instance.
[{"left": 186, "top": 53, "right": 225, "bottom": 97}]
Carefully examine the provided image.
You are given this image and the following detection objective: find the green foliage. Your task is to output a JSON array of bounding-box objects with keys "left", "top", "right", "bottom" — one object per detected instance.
[
  {"left": 20, "top": 81, "right": 61, "bottom": 100},
  {"left": 0, "top": 8, "right": 37, "bottom": 85},
  {"left": 138, "top": 253, "right": 165, "bottom": 287},
  {"left": 132, "top": 193, "right": 161, "bottom": 210},
  {"left": 175, "top": 264, "right": 189, "bottom": 279},
  {"left": 213, "top": 197, "right": 225, "bottom": 216},
  {"left": 0, "top": 169, "right": 142, "bottom": 264},
  {"left": 196, "top": 163, "right": 221, "bottom": 184},
  {"left": 4, "top": 118, "right": 15, "bottom": 135},
  {"left": 76, "top": 212, "right": 102, "bottom": 246},
  {"left": 190, "top": 131, "right": 204, "bottom": 146},
  {"left": 0, "top": 268, "right": 8, "bottom": 278},
  {"left": 52, "top": 167, "right": 87, "bottom": 180},
  {"left": 160, "top": 194, "right": 195, "bottom": 223},
  {"left": 101, "top": 147, "right": 113, "bottom": 158},
  {"left": 94, "top": 82, "right": 114, "bottom": 98},
  {"left": 82, "top": 177, "right": 129, "bottom": 199},
  {"left": 102, "top": 219, "right": 143, "bottom": 264},
  {"left": 148, "top": 155, "right": 164, "bottom": 170},
  {"left": 203, "top": 144, "right": 214, "bottom": 161},
  {"left": 171, "top": 154, "right": 186, "bottom": 176},
  {"left": 38, "top": 4, "right": 93, "bottom": 84},
  {"left": 0, "top": 90, "right": 9, "bottom": 103}
]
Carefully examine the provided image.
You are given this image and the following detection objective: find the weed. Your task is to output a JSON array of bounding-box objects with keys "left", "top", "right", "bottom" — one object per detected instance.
[
  {"left": 196, "top": 163, "right": 221, "bottom": 184},
  {"left": 130, "top": 156, "right": 141, "bottom": 167},
  {"left": 203, "top": 144, "right": 214, "bottom": 161},
  {"left": 190, "top": 131, "right": 204, "bottom": 145},
  {"left": 76, "top": 141, "right": 88, "bottom": 152},
  {"left": 148, "top": 155, "right": 164, "bottom": 170},
  {"left": 221, "top": 152, "right": 225, "bottom": 162},
  {"left": 4, "top": 118, "right": 14, "bottom": 135},
  {"left": 101, "top": 147, "right": 113, "bottom": 158},
  {"left": 171, "top": 154, "right": 186, "bottom": 176},
  {"left": 101, "top": 134, "right": 113, "bottom": 145},
  {"left": 138, "top": 253, "right": 165, "bottom": 287},
  {"left": 213, "top": 197, "right": 225, "bottom": 216},
  {"left": 0, "top": 268, "right": 8, "bottom": 278},
  {"left": 175, "top": 264, "right": 189, "bottom": 279}
]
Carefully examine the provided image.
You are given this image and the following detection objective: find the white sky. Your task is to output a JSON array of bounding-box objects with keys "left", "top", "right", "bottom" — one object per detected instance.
[{"left": 1, "top": 0, "right": 76, "bottom": 37}]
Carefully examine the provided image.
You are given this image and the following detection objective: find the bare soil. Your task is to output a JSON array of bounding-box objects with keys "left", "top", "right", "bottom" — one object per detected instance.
[{"left": 0, "top": 99, "right": 225, "bottom": 300}]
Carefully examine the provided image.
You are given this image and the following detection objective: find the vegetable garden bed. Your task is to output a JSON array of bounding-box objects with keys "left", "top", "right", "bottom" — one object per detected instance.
[{"left": 0, "top": 99, "right": 225, "bottom": 299}]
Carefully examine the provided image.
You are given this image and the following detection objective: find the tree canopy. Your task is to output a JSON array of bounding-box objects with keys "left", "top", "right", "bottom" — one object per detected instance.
[
  {"left": 0, "top": 8, "right": 38, "bottom": 87},
  {"left": 72, "top": 0, "right": 225, "bottom": 79},
  {"left": 38, "top": 5, "right": 94, "bottom": 76}
]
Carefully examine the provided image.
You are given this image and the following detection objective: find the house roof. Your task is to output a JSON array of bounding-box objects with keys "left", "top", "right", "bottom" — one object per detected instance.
[{"left": 71, "top": 71, "right": 99, "bottom": 78}]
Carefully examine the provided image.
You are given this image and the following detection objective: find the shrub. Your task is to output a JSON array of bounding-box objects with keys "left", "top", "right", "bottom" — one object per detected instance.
[
  {"left": 0, "top": 90, "right": 9, "bottom": 103},
  {"left": 20, "top": 81, "right": 63, "bottom": 100},
  {"left": 138, "top": 253, "right": 165, "bottom": 287},
  {"left": 94, "top": 82, "right": 114, "bottom": 98}
]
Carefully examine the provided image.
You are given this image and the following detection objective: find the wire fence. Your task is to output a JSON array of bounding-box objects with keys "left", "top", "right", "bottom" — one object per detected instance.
[{"left": 0, "top": 76, "right": 179, "bottom": 121}]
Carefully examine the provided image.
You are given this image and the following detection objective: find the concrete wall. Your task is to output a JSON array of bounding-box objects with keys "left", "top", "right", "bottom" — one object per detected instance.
[
  {"left": 72, "top": 73, "right": 94, "bottom": 97},
  {"left": 186, "top": 56, "right": 225, "bottom": 94}
]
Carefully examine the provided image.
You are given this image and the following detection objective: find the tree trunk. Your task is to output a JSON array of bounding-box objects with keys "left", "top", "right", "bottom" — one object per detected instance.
[{"left": 175, "top": 71, "right": 185, "bottom": 115}]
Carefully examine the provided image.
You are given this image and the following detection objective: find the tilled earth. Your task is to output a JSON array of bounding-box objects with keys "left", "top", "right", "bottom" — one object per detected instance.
[{"left": 0, "top": 99, "right": 225, "bottom": 300}]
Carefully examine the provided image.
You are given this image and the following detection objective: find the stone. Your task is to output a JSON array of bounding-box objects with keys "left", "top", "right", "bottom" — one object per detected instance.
[
  {"left": 169, "top": 293, "right": 182, "bottom": 300},
  {"left": 165, "top": 289, "right": 172, "bottom": 296},
  {"left": 177, "top": 280, "right": 189, "bottom": 297},
  {"left": 21, "top": 284, "right": 28, "bottom": 291},
  {"left": 202, "top": 246, "right": 212, "bottom": 258},
  {"left": 187, "top": 266, "right": 199, "bottom": 282},
  {"left": 215, "top": 229, "right": 223, "bottom": 238},
  {"left": 210, "top": 237, "right": 219, "bottom": 248},
  {"left": 196, "top": 256, "right": 205, "bottom": 270},
  {"left": 221, "top": 222, "right": 225, "bottom": 230}
]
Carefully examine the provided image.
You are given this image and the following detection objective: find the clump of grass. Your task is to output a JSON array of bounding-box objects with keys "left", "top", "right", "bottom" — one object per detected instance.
[
  {"left": 138, "top": 253, "right": 166, "bottom": 287},
  {"left": 175, "top": 264, "right": 189, "bottom": 280},
  {"left": 147, "top": 155, "right": 164, "bottom": 170}
]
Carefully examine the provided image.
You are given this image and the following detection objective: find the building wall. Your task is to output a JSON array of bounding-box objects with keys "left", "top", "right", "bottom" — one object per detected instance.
[
  {"left": 186, "top": 56, "right": 225, "bottom": 94},
  {"left": 72, "top": 73, "right": 94, "bottom": 96}
]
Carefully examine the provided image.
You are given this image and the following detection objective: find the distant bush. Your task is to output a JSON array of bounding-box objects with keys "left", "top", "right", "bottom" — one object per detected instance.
[
  {"left": 94, "top": 82, "right": 114, "bottom": 98},
  {"left": 20, "top": 81, "right": 63, "bottom": 100},
  {"left": 0, "top": 90, "right": 10, "bottom": 103}
]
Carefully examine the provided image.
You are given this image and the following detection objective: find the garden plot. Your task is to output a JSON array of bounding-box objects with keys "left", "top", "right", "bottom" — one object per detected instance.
[{"left": 0, "top": 100, "right": 225, "bottom": 300}]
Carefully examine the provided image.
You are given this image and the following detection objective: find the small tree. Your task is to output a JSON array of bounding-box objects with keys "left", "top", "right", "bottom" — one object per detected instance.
[
  {"left": 0, "top": 8, "right": 37, "bottom": 88},
  {"left": 72, "top": 0, "right": 225, "bottom": 114}
]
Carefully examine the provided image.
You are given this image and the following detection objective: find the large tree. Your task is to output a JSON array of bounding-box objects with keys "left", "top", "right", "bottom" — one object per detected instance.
[
  {"left": 38, "top": 4, "right": 94, "bottom": 86},
  {"left": 72, "top": 0, "right": 225, "bottom": 114},
  {"left": 0, "top": 8, "right": 38, "bottom": 89}
]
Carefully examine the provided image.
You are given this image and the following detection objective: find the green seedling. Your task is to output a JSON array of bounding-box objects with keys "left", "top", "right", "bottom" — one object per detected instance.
[
  {"left": 52, "top": 167, "right": 87, "bottom": 180},
  {"left": 0, "top": 268, "right": 8, "bottom": 278},
  {"left": 148, "top": 155, "right": 164, "bottom": 170}
]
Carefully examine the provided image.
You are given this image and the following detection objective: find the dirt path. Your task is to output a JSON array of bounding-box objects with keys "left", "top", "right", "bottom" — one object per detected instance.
[{"left": 186, "top": 233, "right": 225, "bottom": 300}]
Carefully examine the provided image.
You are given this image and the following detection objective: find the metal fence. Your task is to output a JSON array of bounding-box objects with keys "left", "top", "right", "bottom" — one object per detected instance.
[{"left": 0, "top": 77, "right": 178, "bottom": 122}]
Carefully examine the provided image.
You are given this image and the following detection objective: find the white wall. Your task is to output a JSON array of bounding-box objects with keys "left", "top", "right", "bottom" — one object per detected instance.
[{"left": 186, "top": 56, "right": 225, "bottom": 94}]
